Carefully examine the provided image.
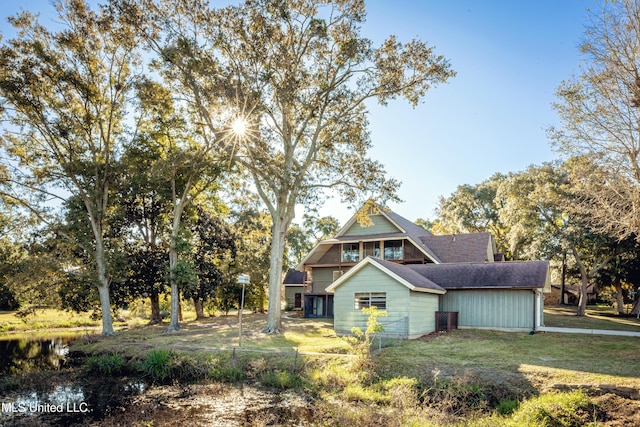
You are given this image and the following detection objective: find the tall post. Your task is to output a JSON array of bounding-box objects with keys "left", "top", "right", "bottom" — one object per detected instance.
[{"left": 237, "top": 274, "right": 250, "bottom": 347}]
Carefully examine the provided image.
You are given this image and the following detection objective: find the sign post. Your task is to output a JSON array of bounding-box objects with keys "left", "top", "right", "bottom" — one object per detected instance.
[{"left": 237, "top": 274, "right": 251, "bottom": 347}]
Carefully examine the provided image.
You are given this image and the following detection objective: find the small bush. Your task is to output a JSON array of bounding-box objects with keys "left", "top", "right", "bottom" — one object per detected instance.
[
  {"left": 261, "top": 370, "right": 303, "bottom": 390},
  {"left": 496, "top": 398, "right": 520, "bottom": 415},
  {"left": 511, "top": 390, "right": 597, "bottom": 427},
  {"left": 1, "top": 378, "right": 20, "bottom": 392},
  {"left": 141, "top": 349, "right": 176, "bottom": 383},
  {"left": 343, "top": 384, "right": 388, "bottom": 404},
  {"left": 86, "top": 353, "right": 126, "bottom": 375},
  {"left": 211, "top": 366, "right": 245, "bottom": 383},
  {"left": 381, "top": 377, "right": 420, "bottom": 409}
]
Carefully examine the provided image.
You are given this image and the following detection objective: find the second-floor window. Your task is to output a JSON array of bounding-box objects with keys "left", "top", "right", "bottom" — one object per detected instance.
[
  {"left": 342, "top": 243, "right": 360, "bottom": 262},
  {"left": 364, "top": 241, "right": 380, "bottom": 258},
  {"left": 384, "top": 240, "right": 403, "bottom": 260}
]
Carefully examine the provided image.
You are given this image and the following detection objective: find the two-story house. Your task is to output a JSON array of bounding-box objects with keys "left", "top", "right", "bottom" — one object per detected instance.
[{"left": 284, "top": 202, "right": 550, "bottom": 337}]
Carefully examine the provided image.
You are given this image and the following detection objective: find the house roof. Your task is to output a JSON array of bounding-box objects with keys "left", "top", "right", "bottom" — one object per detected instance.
[
  {"left": 326, "top": 258, "right": 550, "bottom": 293},
  {"left": 406, "top": 261, "right": 551, "bottom": 291},
  {"left": 421, "top": 232, "right": 493, "bottom": 263},
  {"left": 283, "top": 270, "right": 307, "bottom": 285},
  {"left": 298, "top": 201, "right": 499, "bottom": 269},
  {"left": 325, "top": 257, "right": 446, "bottom": 294}
]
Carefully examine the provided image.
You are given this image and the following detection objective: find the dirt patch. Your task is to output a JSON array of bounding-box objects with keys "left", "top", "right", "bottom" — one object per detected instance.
[
  {"left": 592, "top": 393, "right": 640, "bottom": 426},
  {"left": 82, "top": 383, "right": 314, "bottom": 427}
]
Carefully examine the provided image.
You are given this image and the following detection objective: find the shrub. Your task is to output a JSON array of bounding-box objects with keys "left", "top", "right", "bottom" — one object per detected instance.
[
  {"left": 496, "top": 398, "right": 520, "bottom": 415},
  {"left": 381, "top": 377, "right": 420, "bottom": 409},
  {"left": 211, "top": 366, "right": 245, "bottom": 383},
  {"left": 261, "top": 370, "right": 303, "bottom": 390},
  {"left": 343, "top": 384, "right": 388, "bottom": 404},
  {"left": 86, "top": 353, "right": 126, "bottom": 375},
  {"left": 511, "top": 390, "right": 597, "bottom": 427},
  {"left": 141, "top": 349, "right": 176, "bottom": 383}
]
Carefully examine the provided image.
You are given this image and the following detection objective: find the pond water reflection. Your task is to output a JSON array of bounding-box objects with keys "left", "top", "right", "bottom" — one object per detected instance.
[
  {"left": 0, "top": 334, "right": 145, "bottom": 426},
  {"left": 0, "top": 334, "right": 80, "bottom": 376}
]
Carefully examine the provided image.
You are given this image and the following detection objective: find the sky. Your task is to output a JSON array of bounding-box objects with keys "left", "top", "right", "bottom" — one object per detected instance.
[{"left": 0, "top": 0, "right": 597, "bottom": 226}]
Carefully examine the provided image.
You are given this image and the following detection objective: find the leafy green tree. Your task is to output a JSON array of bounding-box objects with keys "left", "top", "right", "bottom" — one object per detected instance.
[
  {"left": 120, "top": 247, "right": 167, "bottom": 323},
  {"left": 116, "top": 0, "right": 455, "bottom": 332},
  {"left": 0, "top": 0, "right": 142, "bottom": 334},
  {"left": 228, "top": 206, "right": 273, "bottom": 313},
  {"left": 132, "top": 78, "right": 227, "bottom": 332},
  {"left": 184, "top": 208, "right": 237, "bottom": 319},
  {"left": 435, "top": 173, "right": 512, "bottom": 258},
  {"left": 497, "top": 163, "right": 617, "bottom": 316}
]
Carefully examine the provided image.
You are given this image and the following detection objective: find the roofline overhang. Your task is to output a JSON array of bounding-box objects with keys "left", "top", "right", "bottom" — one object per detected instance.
[
  {"left": 326, "top": 257, "right": 446, "bottom": 295},
  {"left": 300, "top": 235, "right": 441, "bottom": 269},
  {"left": 334, "top": 203, "right": 406, "bottom": 238}
]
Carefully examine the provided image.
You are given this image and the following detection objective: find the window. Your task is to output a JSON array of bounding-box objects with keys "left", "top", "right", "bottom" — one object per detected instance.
[
  {"left": 354, "top": 292, "right": 387, "bottom": 310},
  {"left": 363, "top": 241, "right": 380, "bottom": 258},
  {"left": 384, "top": 240, "right": 403, "bottom": 260},
  {"left": 342, "top": 243, "right": 360, "bottom": 262}
]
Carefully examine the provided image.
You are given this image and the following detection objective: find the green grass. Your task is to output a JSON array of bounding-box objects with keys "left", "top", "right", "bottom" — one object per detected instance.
[
  {"left": 544, "top": 305, "right": 640, "bottom": 331},
  {"left": 58, "top": 308, "right": 640, "bottom": 426},
  {"left": 0, "top": 308, "right": 101, "bottom": 333}
]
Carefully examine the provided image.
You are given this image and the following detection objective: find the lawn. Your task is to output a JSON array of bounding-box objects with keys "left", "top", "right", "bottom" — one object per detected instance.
[
  {"left": 0, "top": 308, "right": 101, "bottom": 333},
  {"left": 544, "top": 304, "right": 640, "bottom": 331},
  {"left": 6, "top": 307, "right": 640, "bottom": 426}
]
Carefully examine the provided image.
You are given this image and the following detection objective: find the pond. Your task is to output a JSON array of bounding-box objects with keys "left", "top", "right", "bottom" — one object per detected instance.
[
  {"left": 0, "top": 334, "right": 145, "bottom": 426},
  {"left": 0, "top": 334, "right": 79, "bottom": 376}
]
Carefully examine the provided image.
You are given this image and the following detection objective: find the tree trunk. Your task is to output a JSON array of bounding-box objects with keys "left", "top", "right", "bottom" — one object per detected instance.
[
  {"left": 571, "top": 247, "right": 589, "bottom": 317},
  {"left": 577, "top": 275, "right": 589, "bottom": 317},
  {"left": 167, "top": 244, "right": 181, "bottom": 332},
  {"left": 149, "top": 292, "right": 162, "bottom": 324},
  {"left": 614, "top": 281, "right": 625, "bottom": 315},
  {"left": 263, "top": 211, "right": 292, "bottom": 334},
  {"left": 95, "top": 238, "right": 115, "bottom": 335},
  {"left": 194, "top": 299, "right": 205, "bottom": 319},
  {"left": 631, "top": 297, "right": 639, "bottom": 316}
]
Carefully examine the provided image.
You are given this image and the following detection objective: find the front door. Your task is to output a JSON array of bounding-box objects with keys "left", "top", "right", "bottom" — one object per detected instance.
[{"left": 294, "top": 293, "right": 302, "bottom": 309}]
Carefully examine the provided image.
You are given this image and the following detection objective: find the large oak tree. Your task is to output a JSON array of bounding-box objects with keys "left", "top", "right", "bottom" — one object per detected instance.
[
  {"left": 115, "top": 0, "right": 455, "bottom": 333},
  {"left": 0, "top": 0, "right": 142, "bottom": 334},
  {"left": 550, "top": 0, "right": 640, "bottom": 242}
]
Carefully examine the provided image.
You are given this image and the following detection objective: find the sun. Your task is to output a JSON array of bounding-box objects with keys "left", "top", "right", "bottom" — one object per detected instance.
[{"left": 231, "top": 117, "right": 248, "bottom": 136}]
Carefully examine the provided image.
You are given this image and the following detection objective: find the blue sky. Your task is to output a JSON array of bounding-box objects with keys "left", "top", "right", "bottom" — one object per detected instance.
[
  {"left": 328, "top": 0, "right": 596, "bottom": 225},
  {"left": 0, "top": 1, "right": 597, "bottom": 226}
]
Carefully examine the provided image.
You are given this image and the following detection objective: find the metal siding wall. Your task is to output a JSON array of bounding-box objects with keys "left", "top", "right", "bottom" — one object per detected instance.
[
  {"left": 343, "top": 214, "right": 400, "bottom": 236},
  {"left": 441, "top": 290, "right": 534, "bottom": 329},
  {"left": 409, "top": 292, "right": 438, "bottom": 335},
  {"left": 333, "top": 264, "right": 409, "bottom": 335}
]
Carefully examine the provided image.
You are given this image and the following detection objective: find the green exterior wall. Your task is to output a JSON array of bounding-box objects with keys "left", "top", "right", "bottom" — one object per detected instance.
[
  {"left": 343, "top": 214, "right": 399, "bottom": 236},
  {"left": 311, "top": 267, "right": 352, "bottom": 293},
  {"left": 408, "top": 291, "right": 439, "bottom": 336},
  {"left": 284, "top": 286, "right": 303, "bottom": 310},
  {"left": 440, "top": 289, "right": 536, "bottom": 330},
  {"left": 333, "top": 264, "right": 439, "bottom": 337}
]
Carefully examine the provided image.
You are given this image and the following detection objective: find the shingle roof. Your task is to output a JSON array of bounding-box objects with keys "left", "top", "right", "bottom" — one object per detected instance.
[
  {"left": 371, "top": 258, "right": 446, "bottom": 293},
  {"left": 406, "top": 261, "right": 550, "bottom": 290},
  {"left": 283, "top": 270, "right": 307, "bottom": 285},
  {"left": 421, "top": 233, "right": 493, "bottom": 263}
]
